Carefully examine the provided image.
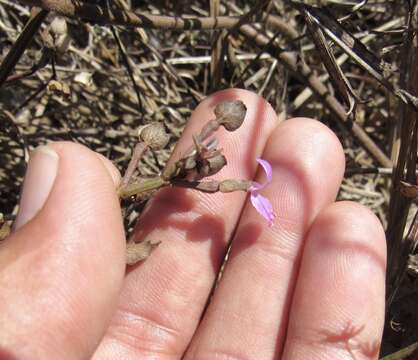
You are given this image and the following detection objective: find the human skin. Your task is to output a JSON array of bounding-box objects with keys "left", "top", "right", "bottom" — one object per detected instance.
[{"left": 0, "top": 89, "right": 386, "bottom": 359}]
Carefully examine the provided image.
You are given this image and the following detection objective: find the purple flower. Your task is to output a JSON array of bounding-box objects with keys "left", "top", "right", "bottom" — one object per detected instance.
[{"left": 249, "top": 158, "right": 276, "bottom": 226}]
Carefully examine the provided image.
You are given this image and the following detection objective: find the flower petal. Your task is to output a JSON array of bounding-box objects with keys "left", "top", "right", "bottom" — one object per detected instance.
[
  {"left": 249, "top": 181, "right": 262, "bottom": 192},
  {"left": 250, "top": 191, "right": 276, "bottom": 226},
  {"left": 256, "top": 158, "right": 273, "bottom": 184}
]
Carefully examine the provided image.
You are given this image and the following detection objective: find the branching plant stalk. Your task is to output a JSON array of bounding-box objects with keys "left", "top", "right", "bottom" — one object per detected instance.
[
  {"left": 386, "top": 1, "right": 418, "bottom": 309},
  {"left": 17, "top": 0, "right": 242, "bottom": 30},
  {"left": 110, "top": 25, "right": 143, "bottom": 112},
  {"left": 0, "top": 7, "right": 48, "bottom": 87},
  {"left": 120, "top": 142, "right": 148, "bottom": 189},
  {"left": 239, "top": 23, "right": 392, "bottom": 168}
]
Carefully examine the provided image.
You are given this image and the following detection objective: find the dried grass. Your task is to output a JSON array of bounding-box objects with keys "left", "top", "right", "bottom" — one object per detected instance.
[{"left": 1, "top": 0, "right": 417, "bottom": 357}]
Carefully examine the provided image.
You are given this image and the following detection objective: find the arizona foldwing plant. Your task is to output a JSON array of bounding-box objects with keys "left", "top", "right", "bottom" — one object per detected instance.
[{"left": 120, "top": 100, "right": 275, "bottom": 264}]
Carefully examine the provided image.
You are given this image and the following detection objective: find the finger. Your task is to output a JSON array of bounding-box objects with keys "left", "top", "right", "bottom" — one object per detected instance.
[
  {"left": 282, "top": 202, "right": 386, "bottom": 360},
  {"left": 185, "top": 118, "right": 345, "bottom": 358},
  {"left": 0, "top": 143, "right": 126, "bottom": 359},
  {"left": 93, "top": 89, "right": 278, "bottom": 359}
]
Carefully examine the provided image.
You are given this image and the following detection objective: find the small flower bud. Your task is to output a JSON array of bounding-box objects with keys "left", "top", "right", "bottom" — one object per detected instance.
[
  {"left": 138, "top": 123, "right": 170, "bottom": 150},
  {"left": 214, "top": 100, "right": 247, "bottom": 131}
]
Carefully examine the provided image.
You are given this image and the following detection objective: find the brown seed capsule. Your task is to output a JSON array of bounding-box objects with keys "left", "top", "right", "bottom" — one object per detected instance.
[
  {"left": 0, "top": 214, "right": 11, "bottom": 241},
  {"left": 126, "top": 239, "right": 161, "bottom": 265},
  {"left": 162, "top": 162, "right": 179, "bottom": 180},
  {"left": 219, "top": 179, "right": 252, "bottom": 192},
  {"left": 194, "top": 180, "right": 220, "bottom": 192},
  {"left": 197, "top": 154, "right": 227, "bottom": 178},
  {"left": 50, "top": 17, "right": 70, "bottom": 54},
  {"left": 50, "top": 17, "right": 67, "bottom": 36},
  {"left": 214, "top": 100, "right": 247, "bottom": 131},
  {"left": 138, "top": 122, "right": 170, "bottom": 150}
]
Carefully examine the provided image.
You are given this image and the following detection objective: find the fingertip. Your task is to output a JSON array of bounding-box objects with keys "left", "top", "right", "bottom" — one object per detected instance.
[
  {"left": 96, "top": 152, "right": 121, "bottom": 188},
  {"left": 309, "top": 201, "right": 387, "bottom": 269},
  {"left": 29, "top": 140, "right": 126, "bottom": 276},
  {"left": 15, "top": 142, "right": 121, "bottom": 231},
  {"left": 275, "top": 117, "right": 345, "bottom": 174},
  {"left": 49, "top": 141, "right": 121, "bottom": 188},
  {"left": 263, "top": 118, "right": 345, "bottom": 224},
  {"left": 14, "top": 145, "right": 60, "bottom": 230}
]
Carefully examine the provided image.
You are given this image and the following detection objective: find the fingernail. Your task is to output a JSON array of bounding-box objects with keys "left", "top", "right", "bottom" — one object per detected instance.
[
  {"left": 14, "top": 146, "right": 59, "bottom": 230},
  {"left": 96, "top": 153, "right": 121, "bottom": 188}
]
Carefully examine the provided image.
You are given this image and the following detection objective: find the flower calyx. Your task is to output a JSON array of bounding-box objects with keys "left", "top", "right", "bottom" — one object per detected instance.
[
  {"left": 214, "top": 100, "right": 247, "bottom": 131},
  {"left": 138, "top": 122, "right": 170, "bottom": 150}
]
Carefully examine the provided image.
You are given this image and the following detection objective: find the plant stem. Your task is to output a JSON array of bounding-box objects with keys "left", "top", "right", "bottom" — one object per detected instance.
[
  {"left": 18, "top": 0, "right": 241, "bottom": 30},
  {"left": 0, "top": 8, "right": 48, "bottom": 87},
  {"left": 119, "top": 176, "right": 167, "bottom": 199}
]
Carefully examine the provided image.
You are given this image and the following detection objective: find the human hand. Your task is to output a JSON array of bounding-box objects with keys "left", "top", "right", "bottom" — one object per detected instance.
[{"left": 0, "top": 89, "right": 386, "bottom": 359}]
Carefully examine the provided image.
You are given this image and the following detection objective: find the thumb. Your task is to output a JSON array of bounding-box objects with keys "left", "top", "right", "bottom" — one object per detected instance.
[
  {"left": 0, "top": 142, "right": 126, "bottom": 359},
  {"left": 14, "top": 144, "right": 120, "bottom": 229}
]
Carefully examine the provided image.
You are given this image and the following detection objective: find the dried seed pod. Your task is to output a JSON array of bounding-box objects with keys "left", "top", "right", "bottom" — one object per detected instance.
[
  {"left": 219, "top": 179, "right": 251, "bottom": 192},
  {"left": 40, "top": 28, "right": 54, "bottom": 49},
  {"left": 194, "top": 180, "right": 220, "bottom": 192},
  {"left": 50, "top": 17, "right": 70, "bottom": 54},
  {"left": 126, "top": 239, "right": 161, "bottom": 265},
  {"left": 214, "top": 100, "right": 247, "bottom": 131},
  {"left": 50, "top": 17, "right": 67, "bottom": 36},
  {"left": 162, "top": 162, "right": 179, "bottom": 180},
  {"left": 0, "top": 214, "right": 11, "bottom": 241},
  {"left": 183, "top": 156, "right": 197, "bottom": 171},
  {"left": 197, "top": 154, "right": 227, "bottom": 178},
  {"left": 138, "top": 122, "right": 170, "bottom": 150}
]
